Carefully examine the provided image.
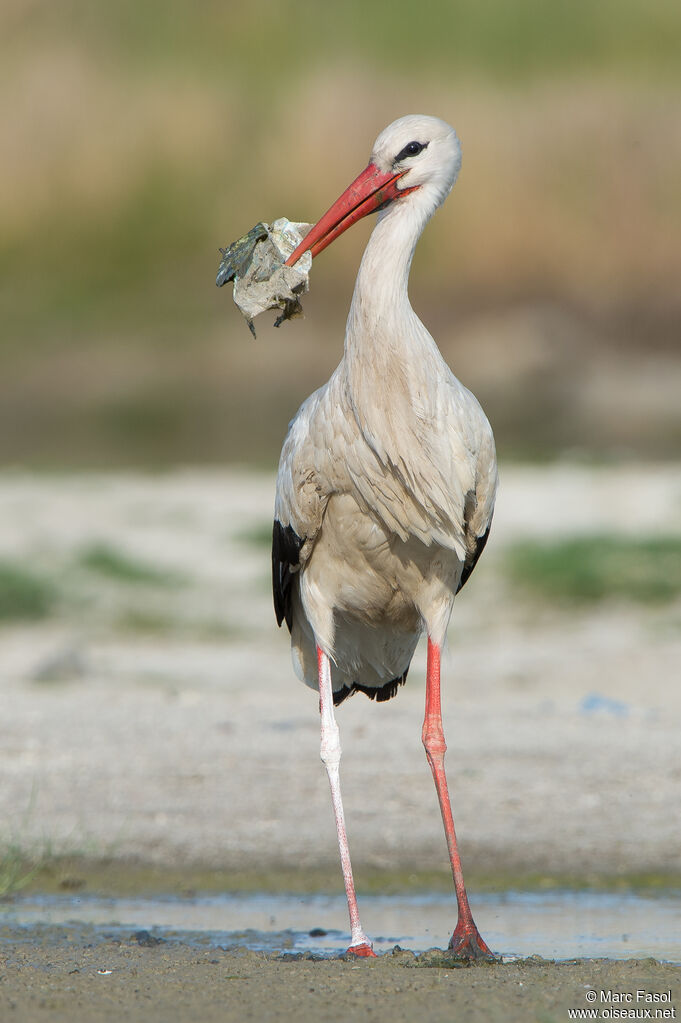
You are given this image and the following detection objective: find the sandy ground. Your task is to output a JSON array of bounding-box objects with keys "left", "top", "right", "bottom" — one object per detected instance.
[
  {"left": 1, "top": 465, "right": 680, "bottom": 882},
  {"left": 1, "top": 466, "right": 680, "bottom": 1020}
]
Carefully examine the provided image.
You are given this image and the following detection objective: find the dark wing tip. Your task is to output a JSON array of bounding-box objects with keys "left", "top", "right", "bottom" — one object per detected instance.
[
  {"left": 332, "top": 667, "right": 410, "bottom": 707},
  {"left": 272, "top": 520, "right": 304, "bottom": 632},
  {"left": 457, "top": 523, "right": 492, "bottom": 594}
]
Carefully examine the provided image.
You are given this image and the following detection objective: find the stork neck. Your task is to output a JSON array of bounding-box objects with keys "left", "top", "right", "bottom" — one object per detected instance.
[
  {"left": 339, "top": 195, "right": 451, "bottom": 455},
  {"left": 345, "top": 202, "right": 425, "bottom": 350}
]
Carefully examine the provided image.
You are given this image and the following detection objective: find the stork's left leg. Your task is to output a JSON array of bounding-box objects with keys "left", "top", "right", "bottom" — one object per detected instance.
[
  {"left": 317, "top": 645, "right": 376, "bottom": 957},
  {"left": 422, "top": 637, "right": 495, "bottom": 960}
]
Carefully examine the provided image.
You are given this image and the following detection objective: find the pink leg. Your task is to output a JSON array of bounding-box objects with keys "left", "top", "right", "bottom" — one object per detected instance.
[
  {"left": 422, "top": 638, "right": 495, "bottom": 960},
  {"left": 317, "top": 646, "right": 376, "bottom": 957}
]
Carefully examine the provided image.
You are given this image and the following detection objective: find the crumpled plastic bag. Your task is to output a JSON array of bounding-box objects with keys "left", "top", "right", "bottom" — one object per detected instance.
[{"left": 216, "top": 218, "right": 312, "bottom": 337}]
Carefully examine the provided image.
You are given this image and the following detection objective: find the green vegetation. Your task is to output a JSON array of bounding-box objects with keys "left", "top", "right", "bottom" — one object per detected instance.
[
  {"left": 114, "top": 609, "right": 239, "bottom": 640},
  {"left": 114, "top": 609, "right": 179, "bottom": 634},
  {"left": 506, "top": 534, "right": 681, "bottom": 605},
  {"left": 12, "top": 0, "right": 681, "bottom": 82},
  {"left": 2, "top": 1, "right": 680, "bottom": 466},
  {"left": 77, "top": 542, "right": 183, "bottom": 586},
  {"left": 0, "top": 842, "right": 43, "bottom": 898},
  {"left": 237, "top": 522, "right": 273, "bottom": 551},
  {"left": 0, "top": 562, "right": 55, "bottom": 621},
  {"left": 6, "top": 855, "right": 681, "bottom": 899}
]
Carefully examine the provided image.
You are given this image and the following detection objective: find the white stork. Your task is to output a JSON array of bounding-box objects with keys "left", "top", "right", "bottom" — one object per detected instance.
[{"left": 271, "top": 115, "right": 497, "bottom": 959}]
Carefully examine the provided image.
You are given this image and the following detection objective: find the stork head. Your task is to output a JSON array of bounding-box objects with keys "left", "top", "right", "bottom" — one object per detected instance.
[
  {"left": 371, "top": 114, "right": 461, "bottom": 212},
  {"left": 285, "top": 114, "right": 461, "bottom": 266}
]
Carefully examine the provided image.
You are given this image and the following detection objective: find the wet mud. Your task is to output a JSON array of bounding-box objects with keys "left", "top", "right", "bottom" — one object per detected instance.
[{"left": 1, "top": 924, "right": 680, "bottom": 1023}]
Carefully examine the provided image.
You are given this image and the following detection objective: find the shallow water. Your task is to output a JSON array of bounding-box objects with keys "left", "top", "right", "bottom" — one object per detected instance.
[{"left": 2, "top": 891, "right": 679, "bottom": 962}]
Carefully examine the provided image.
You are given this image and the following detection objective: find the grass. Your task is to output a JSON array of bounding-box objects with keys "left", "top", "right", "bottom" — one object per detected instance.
[
  {"left": 114, "top": 609, "right": 239, "bottom": 640},
  {"left": 7, "top": 856, "right": 681, "bottom": 899},
  {"left": 114, "top": 609, "right": 179, "bottom": 634},
  {"left": 0, "top": 562, "right": 55, "bottom": 621},
  {"left": 0, "top": 842, "right": 44, "bottom": 898},
  {"left": 13, "top": 0, "right": 681, "bottom": 82},
  {"left": 0, "top": 786, "right": 51, "bottom": 897},
  {"left": 505, "top": 534, "right": 681, "bottom": 605},
  {"left": 2, "top": 5, "right": 681, "bottom": 467},
  {"left": 77, "top": 542, "right": 184, "bottom": 586},
  {"left": 236, "top": 522, "right": 273, "bottom": 551}
]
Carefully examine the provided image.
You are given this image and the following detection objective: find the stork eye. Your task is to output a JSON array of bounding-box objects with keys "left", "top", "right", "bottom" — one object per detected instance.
[{"left": 395, "top": 140, "right": 428, "bottom": 162}]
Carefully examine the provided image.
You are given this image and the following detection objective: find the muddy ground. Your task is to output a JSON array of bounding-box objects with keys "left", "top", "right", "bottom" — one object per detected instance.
[{"left": 1, "top": 927, "right": 680, "bottom": 1023}]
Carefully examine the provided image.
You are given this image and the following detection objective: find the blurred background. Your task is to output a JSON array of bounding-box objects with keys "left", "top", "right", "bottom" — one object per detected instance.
[
  {"left": 2, "top": 0, "right": 680, "bottom": 468},
  {"left": 1, "top": 0, "right": 680, "bottom": 899}
]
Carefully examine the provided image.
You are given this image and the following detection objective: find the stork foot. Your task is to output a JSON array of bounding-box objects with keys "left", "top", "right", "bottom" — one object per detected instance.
[
  {"left": 447, "top": 921, "right": 496, "bottom": 961},
  {"left": 345, "top": 942, "right": 377, "bottom": 958}
]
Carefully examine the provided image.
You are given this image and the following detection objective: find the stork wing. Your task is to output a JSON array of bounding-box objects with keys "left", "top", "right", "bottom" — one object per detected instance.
[
  {"left": 272, "top": 388, "right": 329, "bottom": 632},
  {"left": 457, "top": 521, "right": 491, "bottom": 593},
  {"left": 272, "top": 520, "right": 304, "bottom": 630},
  {"left": 457, "top": 425, "right": 497, "bottom": 592}
]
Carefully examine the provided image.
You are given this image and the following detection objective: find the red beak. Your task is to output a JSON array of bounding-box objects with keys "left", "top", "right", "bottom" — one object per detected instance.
[{"left": 285, "top": 163, "right": 413, "bottom": 267}]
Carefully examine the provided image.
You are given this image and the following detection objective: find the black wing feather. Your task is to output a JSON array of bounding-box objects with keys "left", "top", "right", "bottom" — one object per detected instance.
[
  {"left": 456, "top": 522, "right": 492, "bottom": 594},
  {"left": 332, "top": 668, "right": 410, "bottom": 707},
  {"left": 272, "top": 520, "right": 304, "bottom": 631}
]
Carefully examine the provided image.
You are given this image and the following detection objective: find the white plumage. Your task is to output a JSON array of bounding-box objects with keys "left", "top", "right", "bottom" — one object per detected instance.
[
  {"left": 270, "top": 115, "right": 498, "bottom": 959},
  {"left": 274, "top": 115, "right": 497, "bottom": 700}
]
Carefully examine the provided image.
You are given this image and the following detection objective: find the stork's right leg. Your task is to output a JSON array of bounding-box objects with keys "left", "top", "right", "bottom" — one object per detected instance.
[
  {"left": 422, "top": 637, "right": 495, "bottom": 960},
  {"left": 317, "top": 645, "right": 376, "bottom": 957}
]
